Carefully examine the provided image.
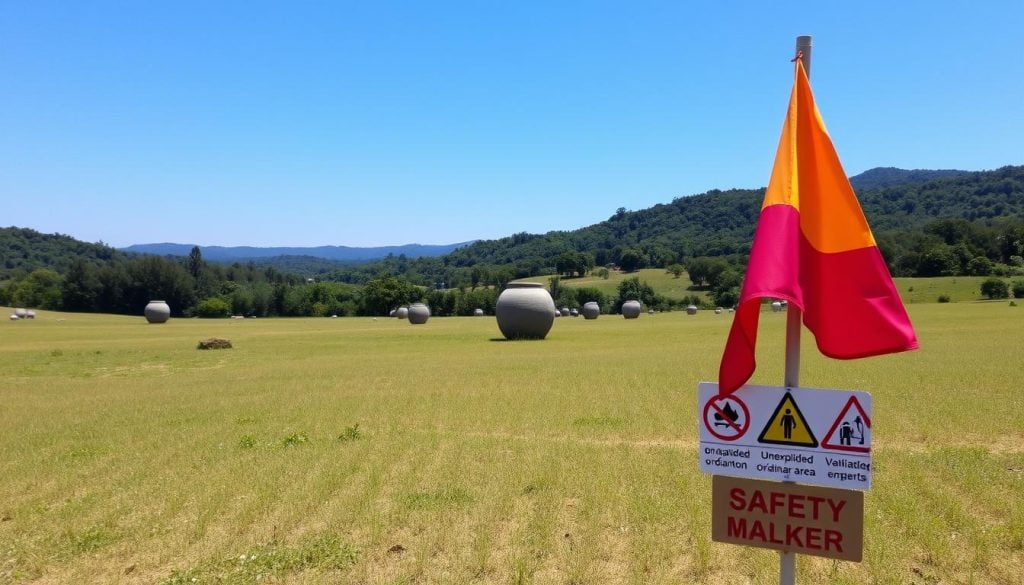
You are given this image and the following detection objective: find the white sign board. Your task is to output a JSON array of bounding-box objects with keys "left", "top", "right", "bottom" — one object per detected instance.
[{"left": 698, "top": 382, "right": 873, "bottom": 490}]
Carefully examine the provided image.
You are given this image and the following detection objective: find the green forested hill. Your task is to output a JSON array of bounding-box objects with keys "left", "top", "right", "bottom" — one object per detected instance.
[
  {"left": 847, "top": 167, "right": 968, "bottom": 191},
  {"left": 434, "top": 165, "right": 1024, "bottom": 276},
  {"left": 3, "top": 166, "right": 1023, "bottom": 316},
  {"left": 0, "top": 227, "right": 126, "bottom": 281}
]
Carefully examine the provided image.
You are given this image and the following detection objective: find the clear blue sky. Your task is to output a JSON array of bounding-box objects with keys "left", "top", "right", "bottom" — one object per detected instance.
[{"left": 2, "top": 1, "right": 1021, "bottom": 248}]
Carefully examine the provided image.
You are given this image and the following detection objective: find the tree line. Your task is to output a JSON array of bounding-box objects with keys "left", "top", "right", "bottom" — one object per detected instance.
[
  {"left": 3, "top": 166, "right": 1022, "bottom": 316},
  {"left": 265, "top": 165, "right": 1024, "bottom": 287}
]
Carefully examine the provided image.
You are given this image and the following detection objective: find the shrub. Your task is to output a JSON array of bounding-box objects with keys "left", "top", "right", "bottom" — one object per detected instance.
[
  {"left": 338, "top": 424, "right": 361, "bottom": 442},
  {"left": 980, "top": 278, "right": 1009, "bottom": 300},
  {"left": 937, "top": 294, "right": 951, "bottom": 303},
  {"left": 1012, "top": 280, "right": 1024, "bottom": 299},
  {"left": 194, "top": 297, "right": 231, "bottom": 318},
  {"left": 282, "top": 432, "right": 309, "bottom": 447}
]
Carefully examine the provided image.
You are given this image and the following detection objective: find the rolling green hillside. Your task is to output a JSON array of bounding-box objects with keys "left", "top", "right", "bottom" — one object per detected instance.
[{"left": 4, "top": 166, "right": 1023, "bottom": 315}]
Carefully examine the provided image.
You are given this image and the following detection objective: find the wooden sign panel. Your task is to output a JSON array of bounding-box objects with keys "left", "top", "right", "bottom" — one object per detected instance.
[{"left": 711, "top": 475, "right": 864, "bottom": 561}]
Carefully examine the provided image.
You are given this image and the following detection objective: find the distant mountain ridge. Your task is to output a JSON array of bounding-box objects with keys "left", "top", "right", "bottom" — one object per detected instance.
[
  {"left": 122, "top": 167, "right": 970, "bottom": 264},
  {"left": 848, "top": 167, "right": 969, "bottom": 191},
  {"left": 120, "top": 241, "right": 475, "bottom": 262}
]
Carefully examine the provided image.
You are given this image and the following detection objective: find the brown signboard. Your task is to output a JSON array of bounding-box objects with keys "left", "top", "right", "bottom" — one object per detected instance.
[{"left": 711, "top": 475, "right": 863, "bottom": 561}]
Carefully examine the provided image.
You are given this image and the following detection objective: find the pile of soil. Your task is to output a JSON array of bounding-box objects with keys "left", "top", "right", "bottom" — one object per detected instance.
[{"left": 197, "top": 338, "right": 232, "bottom": 350}]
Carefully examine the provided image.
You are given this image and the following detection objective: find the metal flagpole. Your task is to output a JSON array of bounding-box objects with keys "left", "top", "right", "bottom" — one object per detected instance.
[{"left": 780, "top": 32, "right": 812, "bottom": 585}]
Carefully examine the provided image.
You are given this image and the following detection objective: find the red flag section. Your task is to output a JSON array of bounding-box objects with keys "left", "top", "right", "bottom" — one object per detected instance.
[{"left": 718, "top": 60, "right": 918, "bottom": 396}]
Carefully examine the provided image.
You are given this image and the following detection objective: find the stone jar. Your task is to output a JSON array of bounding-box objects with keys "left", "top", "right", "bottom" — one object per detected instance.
[
  {"left": 14, "top": 308, "right": 27, "bottom": 318},
  {"left": 395, "top": 306, "right": 409, "bottom": 319},
  {"left": 496, "top": 282, "right": 556, "bottom": 340},
  {"left": 145, "top": 300, "right": 171, "bottom": 324},
  {"left": 582, "top": 302, "right": 600, "bottom": 319},
  {"left": 473, "top": 308, "right": 485, "bottom": 316},
  {"left": 408, "top": 303, "right": 430, "bottom": 325},
  {"left": 771, "top": 301, "right": 783, "bottom": 312},
  {"left": 621, "top": 300, "right": 642, "bottom": 319},
  {"left": 686, "top": 305, "right": 698, "bottom": 315}
]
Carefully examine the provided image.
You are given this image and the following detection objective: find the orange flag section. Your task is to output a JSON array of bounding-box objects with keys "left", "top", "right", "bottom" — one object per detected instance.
[
  {"left": 761, "top": 60, "right": 875, "bottom": 254},
  {"left": 718, "top": 60, "right": 918, "bottom": 396}
]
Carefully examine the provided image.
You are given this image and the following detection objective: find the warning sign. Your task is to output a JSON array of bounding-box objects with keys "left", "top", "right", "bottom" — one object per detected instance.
[
  {"left": 698, "top": 383, "right": 873, "bottom": 490},
  {"left": 757, "top": 391, "right": 818, "bottom": 448},
  {"left": 703, "top": 395, "right": 750, "bottom": 441},
  {"left": 821, "top": 396, "right": 872, "bottom": 453}
]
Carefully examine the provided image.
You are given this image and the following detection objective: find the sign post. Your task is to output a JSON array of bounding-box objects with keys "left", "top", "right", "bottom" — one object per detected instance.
[{"left": 780, "top": 35, "right": 813, "bottom": 585}]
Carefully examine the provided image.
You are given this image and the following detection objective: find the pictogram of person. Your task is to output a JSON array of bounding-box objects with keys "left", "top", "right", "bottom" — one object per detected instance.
[
  {"left": 840, "top": 421, "right": 853, "bottom": 445},
  {"left": 780, "top": 408, "right": 797, "bottom": 439}
]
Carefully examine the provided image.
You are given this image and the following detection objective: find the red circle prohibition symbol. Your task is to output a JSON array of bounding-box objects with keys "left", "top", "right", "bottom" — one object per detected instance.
[{"left": 703, "top": 395, "right": 751, "bottom": 441}]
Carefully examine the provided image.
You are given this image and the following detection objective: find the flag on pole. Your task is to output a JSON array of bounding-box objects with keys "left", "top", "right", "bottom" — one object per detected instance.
[{"left": 718, "top": 60, "right": 918, "bottom": 396}]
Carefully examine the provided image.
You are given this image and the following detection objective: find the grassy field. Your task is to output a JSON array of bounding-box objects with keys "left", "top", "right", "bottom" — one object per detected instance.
[
  {"left": 892, "top": 276, "right": 999, "bottom": 304},
  {"left": 1, "top": 303, "right": 1022, "bottom": 584},
  {"left": 550, "top": 271, "right": 1018, "bottom": 307},
  {"left": 542, "top": 269, "right": 708, "bottom": 303}
]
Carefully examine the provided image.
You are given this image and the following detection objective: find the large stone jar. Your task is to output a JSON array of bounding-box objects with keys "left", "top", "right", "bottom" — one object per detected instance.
[
  {"left": 686, "top": 304, "right": 698, "bottom": 315},
  {"left": 496, "top": 282, "right": 556, "bottom": 340},
  {"left": 145, "top": 300, "right": 171, "bottom": 324},
  {"left": 582, "top": 302, "right": 600, "bottom": 320},
  {"left": 621, "top": 300, "right": 642, "bottom": 319},
  {"left": 473, "top": 308, "right": 485, "bottom": 316},
  {"left": 395, "top": 306, "right": 409, "bottom": 319},
  {"left": 408, "top": 303, "right": 430, "bottom": 324},
  {"left": 14, "top": 308, "right": 27, "bottom": 319}
]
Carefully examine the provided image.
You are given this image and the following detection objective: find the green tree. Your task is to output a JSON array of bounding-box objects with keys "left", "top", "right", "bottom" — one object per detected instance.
[
  {"left": 619, "top": 249, "right": 643, "bottom": 272},
  {"left": 60, "top": 258, "right": 101, "bottom": 312},
  {"left": 616, "top": 277, "right": 655, "bottom": 310},
  {"left": 574, "top": 287, "right": 608, "bottom": 312},
  {"left": 230, "top": 286, "right": 255, "bottom": 316},
  {"left": 666, "top": 264, "right": 685, "bottom": 279},
  {"left": 194, "top": 297, "right": 231, "bottom": 318},
  {"left": 711, "top": 269, "right": 743, "bottom": 308},
  {"left": 188, "top": 246, "right": 204, "bottom": 279},
  {"left": 359, "top": 275, "right": 418, "bottom": 316},
  {"left": 687, "top": 257, "right": 728, "bottom": 287},
  {"left": 916, "top": 244, "right": 958, "bottom": 277},
  {"left": 11, "top": 268, "right": 63, "bottom": 309},
  {"left": 251, "top": 282, "right": 274, "bottom": 317},
  {"left": 965, "top": 256, "right": 993, "bottom": 276},
  {"left": 548, "top": 276, "right": 562, "bottom": 301},
  {"left": 555, "top": 253, "right": 577, "bottom": 277},
  {"left": 555, "top": 252, "right": 593, "bottom": 278},
  {"left": 122, "top": 256, "right": 196, "bottom": 316}
]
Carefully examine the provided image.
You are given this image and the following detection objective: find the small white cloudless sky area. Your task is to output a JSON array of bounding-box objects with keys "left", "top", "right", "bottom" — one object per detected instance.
[{"left": 1, "top": 1, "right": 1021, "bottom": 248}]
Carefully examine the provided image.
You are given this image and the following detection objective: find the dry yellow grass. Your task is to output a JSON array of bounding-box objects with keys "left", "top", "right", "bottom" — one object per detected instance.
[{"left": 0, "top": 303, "right": 1021, "bottom": 584}]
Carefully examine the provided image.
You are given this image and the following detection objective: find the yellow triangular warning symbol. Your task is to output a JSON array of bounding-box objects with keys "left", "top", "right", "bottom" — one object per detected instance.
[{"left": 757, "top": 391, "right": 818, "bottom": 447}]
